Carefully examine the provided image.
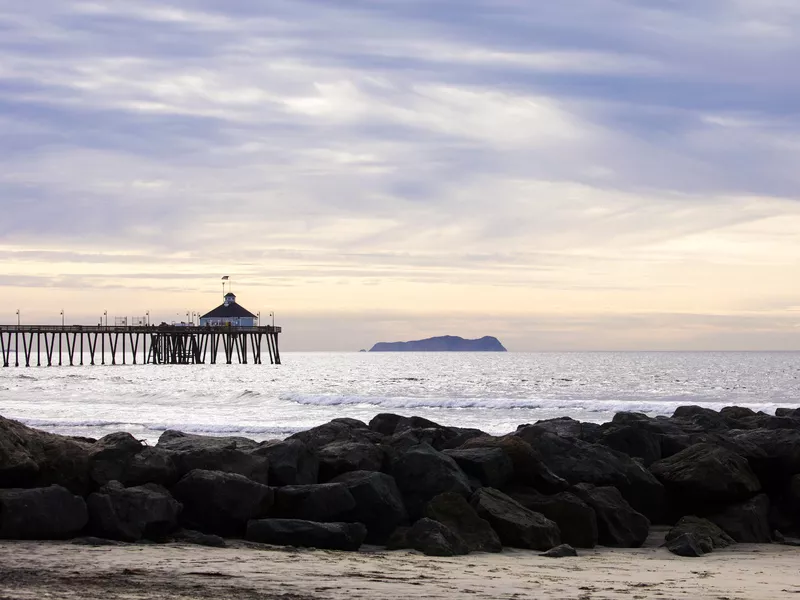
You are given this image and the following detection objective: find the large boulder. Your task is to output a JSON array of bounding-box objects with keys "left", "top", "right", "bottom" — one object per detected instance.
[
  {"left": 87, "top": 481, "right": 181, "bottom": 542},
  {"left": 528, "top": 417, "right": 586, "bottom": 439},
  {"left": 425, "top": 492, "right": 501, "bottom": 553},
  {"left": 722, "top": 429, "right": 800, "bottom": 490},
  {"left": 251, "top": 438, "right": 318, "bottom": 486},
  {"left": 0, "top": 416, "right": 91, "bottom": 494},
  {"left": 596, "top": 425, "right": 662, "bottom": 466},
  {"left": 442, "top": 447, "right": 514, "bottom": 489},
  {"left": 288, "top": 419, "right": 381, "bottom": 451},
  {"left": 316, "top": 441, "right": 385, "bottom": 482},
  {"left": 608, "top": 412, "right": 693, "bottom": 458},
  {"left": 650, "top": 444, "right": 761, "bottom": 513},
  {"left": 171, "top": 469, "right": 274, "bottom": 536},
  {"left": 246, "top": 519, "right": 367, "bottom": 551},
  {"left": 665, "top": 516, "right": 735, "bottom": 549},
  {"left": 709, "top": 494, "right": 772, "bottom": 543},
  {"left": 0, "top": 485, "right": 87, "bottom": 539},
  {"left": 89, "top": 433, "right": 177, "bottom": 488},
  {"left": 506, "top": 487, "right": 597, "bottom": 548},
  {"left": 390, "top": 444, "right": 471, "bottom": 518},
  {"left": 573, "top": 484, "right": 650, "bottom": 548},
  {"left": 470, "top": 488, "right": 560, "bottom": 550},
  {"left": 671, "top": 406, "right": 731, "bottom": 433},
  {"left": 459, "top": 435, "right": 567, "bottom": 494},
  {"left": 156, "top": 431, "right": 269, "bottom": 484},
  {"left": 666, "top": 533, "right": 711, "bottom": 557},
  {"left": 272, "top": 483, "right": 356, "bottom": 522},
  {"left": 330, "top": 471, "right": 407, "bottom": 544},
  {"left": 403, "top": 518, "right": 469, "bottom": 556},
  {"left": 515, "top": 426, "right": 665, "bottom": 521}
]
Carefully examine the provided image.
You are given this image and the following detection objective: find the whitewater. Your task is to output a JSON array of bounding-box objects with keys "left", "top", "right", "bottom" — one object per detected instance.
[{"left": 1, "top": 352, "right": 798, "bottom": 443}]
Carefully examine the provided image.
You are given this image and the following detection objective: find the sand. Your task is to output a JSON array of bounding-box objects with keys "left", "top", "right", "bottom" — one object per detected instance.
[{"left": 1, "top": 533, "right": 799, "bottom": 600}]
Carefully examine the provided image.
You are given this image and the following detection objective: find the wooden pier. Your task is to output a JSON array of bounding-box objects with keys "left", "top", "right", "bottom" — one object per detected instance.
[{"left": 0, "top": 325, "right": 281, "bottom": 367}]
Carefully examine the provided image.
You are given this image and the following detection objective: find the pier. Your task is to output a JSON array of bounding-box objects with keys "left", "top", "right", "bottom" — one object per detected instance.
[{"left": 0, "top": 325, "right": 281, "bottom": 367}]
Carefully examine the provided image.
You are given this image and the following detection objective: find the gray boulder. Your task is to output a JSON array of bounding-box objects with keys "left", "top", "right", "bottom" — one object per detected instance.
[
  {"left": 425, "top": 492, "right": 501, "bottom": 553},
  {"left": 709, "top": 494, "right": 772, "bottom": 543},
  {"left": 87, "top": 481, "right": 181, "bottom": 541},
  {"left": 252, "top": 438, "right": 318, "bottom": 486},
  {"left": 171, "top": 469, "right": 274, "bottom": 536},
  {"left": 442, "top": 447, "right": 514, "bottom": 489},
  {"left": 541, "top": 543, "right": 577, "bottom": 557},
  {"left": 0, "top": 416, "right": 92, "bottom": 494},
  {"left": 156, "top": 431, "right": 270, "bottom": 484},
  {"left": 573, "top": 484, "right": 650, "bottom": 548},
  {"left": 89, "top": 433, "right": 177, "bottom": 487},
  {"left": 317, "top": 441, "right": 385, "bottom": 482},
  {"left": 405, "top": 518, "right": 469, "bottom": 556},
  {"left": 288, "top": 419, "right": 381, "bottom": 451},
  {"left": 650, "top": 444, "right": 761, "bottom": 512},
  {"left": 272, "top": 483, "right": 356, "bottom": 522},
  {"left": 330, "top": 471, "right": 407, "bottom": 543},
  {"left": 246, "top": 519, "right": 366, "bottom": 551},
  {"left": 470, "top": 488, "right": 560, "bottom": 550},
  {"left": 665, "top": 516, "right": 735, "bottom": 549},
  {"left": 666, "top": 533, "right": 711, "bottom": 557},
  {"left": 507, "top": 487, "right": 597, "bottom": 548},
  {"left": 390, "top": 443, "right": 472, "bottom": 518},
  {"left": 515, "top": 426, "right": 665, "bottom": 521},
  {"left": 0, "top": 485, "right": 87, "bottom": 539}
]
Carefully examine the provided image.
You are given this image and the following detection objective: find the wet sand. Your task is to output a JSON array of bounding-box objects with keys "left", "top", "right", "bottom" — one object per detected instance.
[{"left": 1, "top": 535, "right": 799, "bottom": 599}]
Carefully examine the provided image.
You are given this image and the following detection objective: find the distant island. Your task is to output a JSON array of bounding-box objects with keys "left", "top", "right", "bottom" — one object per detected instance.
[{"left": 369, "top": 335, "right": 507, "bottom": 352}]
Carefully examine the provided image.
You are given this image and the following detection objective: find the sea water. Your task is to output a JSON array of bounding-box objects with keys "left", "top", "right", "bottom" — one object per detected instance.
[{"left": 1, "top": 352, "right": 798, "bottom": 443}]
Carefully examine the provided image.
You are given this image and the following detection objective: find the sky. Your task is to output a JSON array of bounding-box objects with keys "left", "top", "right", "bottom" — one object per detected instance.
[{"left": 1, "top": 1, "right": 799, "bottom": 351}]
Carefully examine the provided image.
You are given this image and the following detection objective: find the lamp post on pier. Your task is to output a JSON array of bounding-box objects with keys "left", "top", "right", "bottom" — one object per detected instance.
[
  {"left": 146, "top": 310, "right": 150, "bottom": 326},
  {"left": 104, "top": 310, "right": 107, "bottom": 327},
  {"left": 269, "top": 311, "right": 275, "bottom": 328},
  {"left": 16, "top": 309, "right": 19, "bottom": 326},
  {"left": 60, "top": 310, "right": 64, "bottom": 326}
]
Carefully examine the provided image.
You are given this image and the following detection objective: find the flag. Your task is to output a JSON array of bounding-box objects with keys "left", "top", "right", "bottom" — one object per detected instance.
[{"left": 221, "top": 276, "right": 229, "bottom": 280}]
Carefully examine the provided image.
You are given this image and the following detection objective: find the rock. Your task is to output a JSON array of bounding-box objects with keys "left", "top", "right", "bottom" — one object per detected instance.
[
  {"left": 573, "top": 484, "right": 650, "bottom": 548},
  {"left": 288, "top": 419, "right": 381, "bottom": 452},
  {"left": 317, "top": 441, "right": 385, "bottom": 482},
  {"left": 252, "top": 439, "right": 318, "bottom": 486},
  {"left": 597, "top": 425, "right": 662, "bottom": 466},
  {"left": 330, "top": 471, "right": 407, "bottom": 544},
  {"left": 666, "top": 533, "right": 711, "bottom": 557},
  {"left": 369, "top": 413, "right": 405, "bottom": 436},
  {"left": 171, "top": 469, "right": 274, "bottom": 537},
  {"left": 541, "top": 543, "right": 577, "bottom": 557},
  {"left": 665, "top": 516, "right": 735, "bottom": 549},
  {"left": 470, "top": 488, "right": 560, "bottom": 550},
  {"left": 709, "top": 494, "right": 772, "bottom": 543},
  {"left": 89, "top": 433, "right": 177, "bottom": 488},
  {"left": 459, "top": 435, "right": 568, "bottom": 494},
  {"left": 405, "top": 518, "right": 469, "bottom": 556},
  {"left": 609, "top": 413, "right": 693, "bottom": 458},
  {"left": 650, "top": 444, "right": 761, "bottom": 513},
  {"left": 442, "top": 447, "right": 514, "bottom": 489},
  {"left": 671, "top": 406, "right": 730, "bottom": 432},
  {"left": 170, "top": 529, "right": 226, "bottom": 547},
  {"left": 0, "top": 416, "right": 92, "bottom": 494},
  {"left": 507, "top": 487, "right": 597, "bottom": 548},
  {"left": 156, "top": 431, "right": 270, "bottom": 484},
  {"left": 425, "top": 492, "right": 501, "bottom": 553},
  {"left": 775, "top": 408, "right": 800, "bottom": 419},
  {"left": 272, "top": 483, "right": 355, "bottom": 522},
  {"left": 390, "top": 443, "right": 472, "bottom": 519},
  {"left": 722, "top": 429, "right": 800, "bottom": 490},
  {"left": 529, "top": 417, "right": 586, "bottom": 439},
  {"left": 87, "top": 481, "right": 181, "bottom": 542},
  {"left": 245, "top": 519, "right": 367, "bottom": 551},
  {"left": 515, "top": 426, "right": 665, "bottom": 521},
  {"left": 0, "top": 485, "right": 88, "bottom": 539}
]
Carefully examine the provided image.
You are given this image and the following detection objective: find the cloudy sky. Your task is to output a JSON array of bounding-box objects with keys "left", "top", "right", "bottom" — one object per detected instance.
[{"left": 1, "top": 1, "right": 799, "bottom": 350}]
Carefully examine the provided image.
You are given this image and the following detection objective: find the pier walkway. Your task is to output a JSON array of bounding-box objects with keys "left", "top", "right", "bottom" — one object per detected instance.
[{"left": 0, "top": 325, "right": 281, "bottom": 367}]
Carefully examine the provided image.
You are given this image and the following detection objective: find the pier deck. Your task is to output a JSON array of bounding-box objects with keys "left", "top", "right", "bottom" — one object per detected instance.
[{"left": 0, "top": 325, "right": 281, "bottom": 367}]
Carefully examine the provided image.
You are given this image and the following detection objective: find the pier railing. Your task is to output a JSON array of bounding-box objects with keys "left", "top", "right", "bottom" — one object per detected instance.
[{"left": 0, "top": 325, "right": 281, "bottom": 367}]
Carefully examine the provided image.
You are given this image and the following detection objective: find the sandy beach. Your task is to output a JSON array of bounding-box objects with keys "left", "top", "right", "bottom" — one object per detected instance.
[{"left": 2, "top": 532, "right": 799, "bottom": 600}]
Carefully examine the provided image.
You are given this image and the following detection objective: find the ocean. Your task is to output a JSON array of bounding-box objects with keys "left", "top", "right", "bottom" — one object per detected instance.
[{"left": 1, "top": 352, "right": 798, "bottom": 443}]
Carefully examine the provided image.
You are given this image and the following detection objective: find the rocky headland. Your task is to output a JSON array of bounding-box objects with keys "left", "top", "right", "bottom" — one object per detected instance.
[
  {"left": 369, "top": 335, "right": 507, "bottom": 352},
  {"left": 2, "top": 406, "right": 800, "bottom": 559}
]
